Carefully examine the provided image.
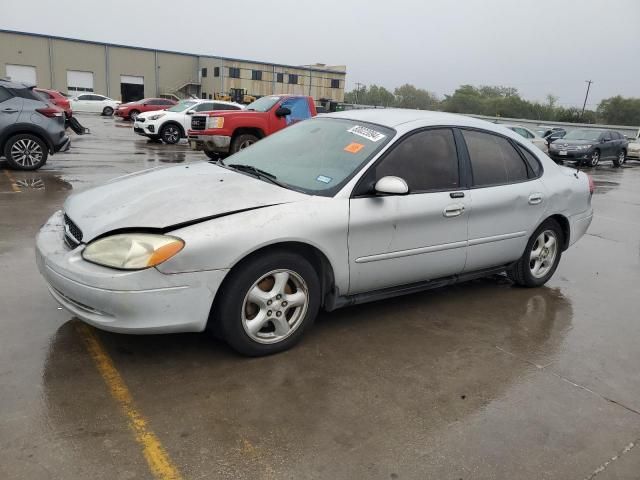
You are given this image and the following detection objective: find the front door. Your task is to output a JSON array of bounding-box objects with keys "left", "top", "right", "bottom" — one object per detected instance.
[
  {"left": 459, "top": 129, "right": 547, "bottom": 272},
  {"left": 348, "top": 128, "right": 468, "bottom": 294}
]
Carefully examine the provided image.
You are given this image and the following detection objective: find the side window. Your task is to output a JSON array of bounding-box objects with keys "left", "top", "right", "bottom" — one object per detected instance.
[
  {"left": 462, "top": 130, "right": 529, "bottom": 186},
  {"left": 516, "top": 144, "right": 543, "bottom": 178},
  {"left": 280, "top": 97, "right": 311, "bottom": 125},
  {"left": 602, "top": 131, "right": 612, "bottom": 141},
  {"left": 374, "top": 129, "right": 460, "bottom": 192},
  {"left": 522, "top": 128, "right": 534, "bottom": 139},
  {"left": 160, "top": 99, "right": 174, "bottom": 105},
  {"left": 89, "top": 95, "right": 104, "bottom": 101},
  {"left": 194, "top": 102, "right": 214, "bottom": 112},
  {"left": 213, "top": 103, "right": 236, "bottom": 111},
  {"left": 77, "top": 94, "right": 90, "bottom": 100},
  {"left": 0, "top": 87, "right": 13, "bottom": 103}
]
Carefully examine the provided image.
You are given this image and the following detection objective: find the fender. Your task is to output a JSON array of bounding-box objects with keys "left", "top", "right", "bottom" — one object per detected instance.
[{"left": 0, "top": 122, "right": 56, "bottom": 152}]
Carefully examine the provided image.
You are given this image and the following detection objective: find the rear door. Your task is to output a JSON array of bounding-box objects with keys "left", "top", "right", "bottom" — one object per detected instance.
[
  {"left": 0, "top": 86, "right": 22, "bottom": 130},
  {"left": 600, "top": 131, "right": 615, "bottom": 159},
  {"left": 460, "top": 128, "right": 546, "bottom": 272}
]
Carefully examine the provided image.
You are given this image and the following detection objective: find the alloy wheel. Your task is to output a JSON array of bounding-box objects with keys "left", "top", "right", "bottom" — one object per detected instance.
[
  {"left": 618, "top": 151, "right": 625, "bottom": 165},
  {"left": 529, "top": 230, "right": 558, "bottom": 279},
  {"left": 10, "top": 139, "right": 43, "bottom": 168},
  {"left": 590, "top": 151, "right": 600, "bottom": 167},
  {"left": 163, "top": 126, "right": 180, "bottom": 143},
  {"left": 241, "top": 269, "right": 309, "bottom": 344}
]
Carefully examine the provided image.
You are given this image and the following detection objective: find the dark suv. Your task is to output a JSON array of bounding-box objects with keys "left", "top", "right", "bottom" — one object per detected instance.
[
  {"left": 548, "top": 128, "right": 628, "bottom": 167},
  {"left": 0, "top": 79, "right": 70, "bottom": 170}
]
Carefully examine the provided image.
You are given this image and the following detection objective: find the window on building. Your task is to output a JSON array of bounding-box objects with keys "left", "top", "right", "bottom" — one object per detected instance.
[
  {"left": 201, "top": 92, "right": 207, "bottom": 99},
  {"left": 214, "top": 67, "right": 220, "bottom": 77},
  {"left": 252, "top": 70, "right": 262, "bottom": 81},
  {"left": 228, "top": 67, "right": 241, "bottom": 79},
  {"left": 209, "top": 94, "right": 212, "bottom": 99},
  {"left": 201, "top": 68, "right": 208, "bottom": 78},
  {"left": 288, "top": 74, "right": 298, "bottom": 84},
  {"left": 462, "top": 130, "right": 529, "bottom": 186},
  {"left": 276, "top": 73, "right": 284, "bottom": 83},
  {"left": 331, "top": 79, "right": 340, "bottom": 89},
  {"left": 374, "top": 129, "right": 460, "bottom": 192}
]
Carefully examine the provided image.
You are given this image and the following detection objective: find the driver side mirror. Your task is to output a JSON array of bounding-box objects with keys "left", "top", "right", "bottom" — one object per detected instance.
[
  {"left": 186, "top": 110, "right": 194, "bottom": 115},
  {"left": 275, "top": 106, "right": 291, "bottom": 118},
  {"left": 374, "top": 176, "right": 409, "bottom": 195}
]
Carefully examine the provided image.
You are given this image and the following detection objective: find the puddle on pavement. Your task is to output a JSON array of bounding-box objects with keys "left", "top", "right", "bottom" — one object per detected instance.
[
  {"left": 593, "top": 180, "right": 620, "bottom": 194},
  {"left": 7, "top": 171, "right": 73, "bottom": 193}
]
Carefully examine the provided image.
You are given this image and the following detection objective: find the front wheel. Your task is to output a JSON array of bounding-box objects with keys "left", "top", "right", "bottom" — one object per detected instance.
[
  {"left": 230, "top": 133, "right": 259, "bottom": 154},
  {"left": 4, "top": 134, "right": 48, "bottom": 170},
  {"left": 507, "top": 219, "right": 563, "bottom": 287},
  {"left": 102, "top": 106, "right": 114, "bottom": 116},
  {"left": 160, "top": 123, "right": 183, "bottom": 144},
  {"left": 214, "top": 252, "right": 320, "bottom": 356},
  {"left": 613, "top": 149, "right": 626, "bottom": 167},
  {"left": 129, "top": 110, "right": 140, "bottom": 121},
  {"left": 589, "top": 149, "right": 600, "bottom": 167}
]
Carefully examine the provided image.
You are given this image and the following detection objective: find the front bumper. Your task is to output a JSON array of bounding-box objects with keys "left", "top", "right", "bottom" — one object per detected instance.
[
  {"left": 548, "top": 149, "right": 594, "bottom": 162},
  {"left": 36, "top": 211, "right": 228, "bottom": 334},
  {"left": 188, "top": 134, "right": 231, "bottom": 153},
  {"left": 627, "top": 149, "right": 640, "bottom": 160},
  {"left": 133, "top": 120, "right": 157, "bottom": 136},
  {"left": 115, "top": 110, "right": 129, "bottom": 118}
]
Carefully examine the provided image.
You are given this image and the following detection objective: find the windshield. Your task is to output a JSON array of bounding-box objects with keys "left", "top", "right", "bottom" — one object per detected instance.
[
  {"left": 563, "top": 129, "right": 603, "bottom": 141},
  {"left": 221, "top": 117, "right": 394, "bottom": 196},
  {"left": 167, "top": 100, "right": 197, "bottom": 112},
  {"left": 245, "top": 96, "right": 281, "bottom": 112}
]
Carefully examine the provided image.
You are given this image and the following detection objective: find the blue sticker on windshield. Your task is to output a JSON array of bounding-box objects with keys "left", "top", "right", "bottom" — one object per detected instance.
[{"left": 316, "top": 175, "right": 332, "bottom": 184}]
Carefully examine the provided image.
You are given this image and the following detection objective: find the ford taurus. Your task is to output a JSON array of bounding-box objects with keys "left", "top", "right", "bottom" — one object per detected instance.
[{"left": 36, "top": 110, "right": 593, "bottom": 356}]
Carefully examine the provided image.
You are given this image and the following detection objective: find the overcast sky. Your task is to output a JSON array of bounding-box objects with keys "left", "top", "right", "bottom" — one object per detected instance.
[{"left": 2, "top": 0, "right": 638, "bottom": 107}]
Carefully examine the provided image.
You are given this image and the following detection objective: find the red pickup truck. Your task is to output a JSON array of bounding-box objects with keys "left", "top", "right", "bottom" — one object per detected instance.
[{"left": 188, "top": 95, "right": 317, "bottom": 158}]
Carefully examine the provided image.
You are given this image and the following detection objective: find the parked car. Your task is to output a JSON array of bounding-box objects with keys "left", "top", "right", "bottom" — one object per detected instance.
[
  {"left": 503, "top": 124, "right": 548, "bottom": 151},
  {"left": 134, "top": 99, "right": 243, "bottom": 144},
  {"left": 70, "top": 94, "right": 120, "bottom": 116},
  {"left": 0, "top": 78, "right": 70, "bottom": 170},
  {"left": 188, "top": 95, "right": 317, "bottom": 158},
  {"left": 36, "top": 110, "right": 593, "bottom": 356},
  {"left": 34, "top": 88, "right": 72, "bottom": 118},
  {"left": 626, "top": 129, "right": 640, "bottom": 161},
  {"left": 115, "top": 98, "right": 177, "bottom": 121},
  {"left": 548, "top": 128, "right": 628, "bottom": 167},
  {"left": 536, "top": 126, "right": 566, "bottom": 143}
]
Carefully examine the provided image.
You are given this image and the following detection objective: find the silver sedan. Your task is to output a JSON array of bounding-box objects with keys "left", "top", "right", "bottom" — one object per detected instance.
[{"left": 37, "top": 110, "right": 593, "bottom": 356}]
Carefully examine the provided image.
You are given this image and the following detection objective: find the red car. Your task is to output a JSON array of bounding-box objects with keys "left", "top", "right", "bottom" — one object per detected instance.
[
  {"left": 115, "top": 98, "right": 177, "bottom": 120},
  {"left": 34, "top": 88, "right": 72, "bottom": 118}
]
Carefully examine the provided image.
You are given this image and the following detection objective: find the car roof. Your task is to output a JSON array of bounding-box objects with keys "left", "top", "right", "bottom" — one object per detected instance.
[
  {"left": 0, "top": 78, "right": 34, "bottom": 89},
  {"left": 323, "top": 108, "right": 519, "bottom": 134}
]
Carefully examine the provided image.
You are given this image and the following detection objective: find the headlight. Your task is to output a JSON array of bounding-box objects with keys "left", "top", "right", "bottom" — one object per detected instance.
[
  {"left": 82, "top": 234, "right": 184, "bottom": 270},
  {"left": 148, "top": 113, "right": 165, "bottom": 121},
  {"left": 206, "top": 116, "right": 224, "bottom": 129}
]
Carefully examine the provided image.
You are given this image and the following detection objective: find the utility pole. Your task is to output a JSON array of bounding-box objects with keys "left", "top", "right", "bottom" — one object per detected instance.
[
  {"left": 354, "top": 82, "right": 364, "bottom": 104},
  {"left": 581, "top": 80, "right": 593, "bottom": 120}
]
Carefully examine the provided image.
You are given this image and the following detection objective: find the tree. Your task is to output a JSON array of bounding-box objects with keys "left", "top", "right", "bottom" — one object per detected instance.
[
  {"left": 393, "top": 84, "right": 439, "bottom": 110},
  {"left": 597, "top": 96, "right": 640, "bottom": 125},
  {"left": 343, "top": 84, "right": 395, "bottom": 106}
]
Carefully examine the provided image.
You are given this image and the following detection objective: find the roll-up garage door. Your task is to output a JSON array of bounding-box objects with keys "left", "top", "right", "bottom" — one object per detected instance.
[
  {"left": 67, "top": 71, "right": 94, "bottom": 96},
  {"left": 6, "top": 65, "right": 37, "bottom": 85},
  {"left": 120, "top": 75, "right": 144, "bottom": 103}
]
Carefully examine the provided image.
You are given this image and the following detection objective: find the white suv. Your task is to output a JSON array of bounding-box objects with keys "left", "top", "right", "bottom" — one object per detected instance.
[{"left": 134, "top": 99, "right": 243, "bottom": 144}]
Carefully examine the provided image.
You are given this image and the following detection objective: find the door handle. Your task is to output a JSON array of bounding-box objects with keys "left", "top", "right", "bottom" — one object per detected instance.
[
  {"left": 443, "top": 203, "right": 465, "bottom": 217},
  {"left": 528, "top": 193, "right": 543, "bottom": 205},
  {"left": 2, "top": 108, "right": 19, "bottom": 113},
  {"left": 449, "top": 191, "right": 465, "bottom": 198}
]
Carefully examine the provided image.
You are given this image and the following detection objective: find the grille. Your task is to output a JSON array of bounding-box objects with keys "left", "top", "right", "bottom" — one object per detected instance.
[
  {"left": 63, "top": 214, "right": 83, "bottom": 248},
  {"left": 191, "top": 115, "right": 207, "bottom": 130}
]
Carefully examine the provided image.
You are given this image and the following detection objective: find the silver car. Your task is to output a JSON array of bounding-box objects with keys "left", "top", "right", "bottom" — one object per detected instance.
[{"left": 36, "top": 110, "right": 593, "bottom": 356}]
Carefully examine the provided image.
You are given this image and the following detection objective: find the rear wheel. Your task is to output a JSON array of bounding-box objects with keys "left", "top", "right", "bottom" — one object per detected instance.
[
  {"left": 214, "top": 251, "right": 320, "bottom": 356},
  {"left": 160, "top": 123, "right": 182, "bottom": 144},
  {"left": 4, "top": 134, "right": 48, "bottom": 170},
  {"left": 102, "top": 106, "right": 114, "bottom": 116},
  {"left": 507, "top": 219, "right": 563, "bottom": 287},
  {"left": 612, "top": 149, "right": 626, "bottom": 167},
  {"left": 230, "top": 133, "right": 259, "bottom": 154}
]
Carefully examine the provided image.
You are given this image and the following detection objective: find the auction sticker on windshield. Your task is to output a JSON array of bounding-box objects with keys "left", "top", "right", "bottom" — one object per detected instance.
[
  {"left": 348, "top": 125, "right": 386, "bottom": 142},
  {"left": 344, "top": 142, "right": 365, "bottom": 153}
]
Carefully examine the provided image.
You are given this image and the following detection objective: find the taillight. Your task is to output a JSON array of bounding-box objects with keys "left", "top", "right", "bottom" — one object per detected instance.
[
  {"left": 587, "top": 174, "right": 595, "bottom": 195},
  {"left": 36, "top": 106, "right": 63, "bottom": 118}
]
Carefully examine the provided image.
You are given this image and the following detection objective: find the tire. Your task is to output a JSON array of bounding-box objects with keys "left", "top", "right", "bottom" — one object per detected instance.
[
  {"left": 129, "top": 110, "right": 140, "bottom": 121},
  {"left": 613, "top": 149, "right": 626, "bottom": 167},
  {"left": 160, "top": 123, "right": 183, "bottom": 144},
  {"left": 507, "top": 218, "right": 563, "bottom": 288},
  {"left": 230, "top": 133, "right": 259, "bottom": 154},
  {"left": 588, "top": 149, "right": 600, "bottom": 167},
  {"left": 204, "top": 150, "right": 221, "bottom": 161},
  {"left": 214, "top": 251, "right": 321, "bottom": 356},
  {"left": 4, "top": 134, "right": 48, "bottom": 171},
  {"left": 102, "top": 106, "right": 114, "bottom": 116}
]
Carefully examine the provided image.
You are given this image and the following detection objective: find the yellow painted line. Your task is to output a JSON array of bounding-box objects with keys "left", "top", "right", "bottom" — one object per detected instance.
[
  {"left": 76, "top": 323, "right": 183, "bottom": 480},
  {"left": 3, "top": 170, "right": 21, "bottom": 193}
]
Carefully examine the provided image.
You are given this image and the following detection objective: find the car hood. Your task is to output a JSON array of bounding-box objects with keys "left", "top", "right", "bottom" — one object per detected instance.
[
  {"left": 63, "top": 162, "right": 308, "bottom": 242},
  {"left": 550, "top": 139, "right": 594, "bottom": 146}
]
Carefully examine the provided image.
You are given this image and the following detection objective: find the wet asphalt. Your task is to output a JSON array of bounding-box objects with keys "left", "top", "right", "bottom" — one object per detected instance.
[{"left": 1, "top": 114, "right": 640, "bottom": 480}]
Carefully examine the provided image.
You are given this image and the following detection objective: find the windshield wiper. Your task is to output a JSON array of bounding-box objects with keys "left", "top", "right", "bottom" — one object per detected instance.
[{"left": 227, "top": 163, "right": 289, "bottom": 189}]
